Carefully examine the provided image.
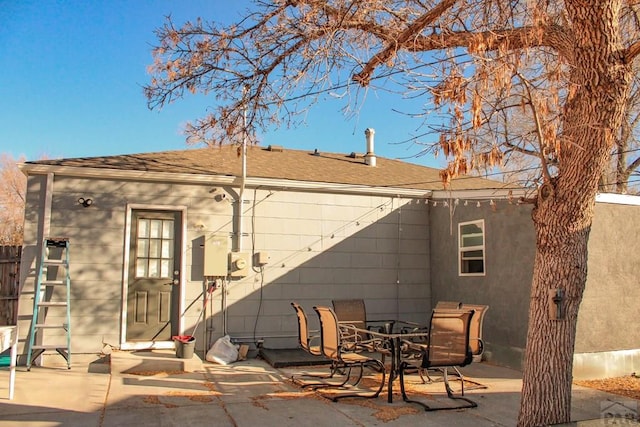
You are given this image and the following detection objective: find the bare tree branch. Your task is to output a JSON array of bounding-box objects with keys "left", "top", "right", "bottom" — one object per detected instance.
[{"left": 144, "top": 2, "right": 640, "bottom": 426}]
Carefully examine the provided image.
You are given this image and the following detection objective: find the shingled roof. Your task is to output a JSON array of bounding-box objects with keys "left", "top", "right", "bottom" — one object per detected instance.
[{"left": 26, "top": 145, "right": 513, "bottom": 192}]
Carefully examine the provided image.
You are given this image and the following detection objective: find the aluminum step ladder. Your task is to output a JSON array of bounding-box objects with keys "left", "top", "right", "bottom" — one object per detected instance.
[{"left": 26, "top": 237, "right": 71, "bottom": 370}]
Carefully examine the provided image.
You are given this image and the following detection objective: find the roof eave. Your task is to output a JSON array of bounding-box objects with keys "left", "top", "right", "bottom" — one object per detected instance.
[
  {"left": 596, "top": 192, "right": 640, "bottom": 206},
  {"left": 19, "top": 163, "right": 432, "bottom": 198}
]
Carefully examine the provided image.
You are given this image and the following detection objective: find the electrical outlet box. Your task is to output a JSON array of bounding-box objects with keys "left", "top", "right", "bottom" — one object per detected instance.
[
  {"left": 255, "top": 251, "right": 270, "bottom": 265},
  {"left": 229, "top": 251, "right": 250, "bottom": 277},
  {"left": 204, "top": 234, "right": 228, "bottom": 277}
]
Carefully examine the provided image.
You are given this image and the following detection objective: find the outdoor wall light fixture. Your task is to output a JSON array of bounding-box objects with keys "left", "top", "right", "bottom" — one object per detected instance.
[
  {"left": 77, "top": 197, "right": 93, "bottom": 207},
  {"left": 549, "top": 288, "right": 565, "bottom": 320}
]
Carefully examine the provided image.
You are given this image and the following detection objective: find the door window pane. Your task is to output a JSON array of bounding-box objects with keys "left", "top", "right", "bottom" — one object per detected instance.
[
  {"left": 160, "top": 260, "right": 170, "bottom": 278},
  {"left": 135, "top": 217, "right": 175, "bottom": 278},
  {"left": 149, "top": 239, "right": 161, "bottom": 258},
  {"left": 150, "top": 220, "right": 162, "bottom": 238},
  {"left": 138, "top": 219, "right": 149, "bottom": 238},
  {"left": 162, "top": 221, "right": 173, "bottom": 239},
  {"left": 137, "top": 239, "right": 149, "bottom": 258},
  {"left": 148, "top": 259, "right": 160, "bottom": 277},
  {"left": 161, "top": 240, "right": 172, "bottom": 258},
  {"left": 136, "top": 259, "right": 148, "bottom": 277}
]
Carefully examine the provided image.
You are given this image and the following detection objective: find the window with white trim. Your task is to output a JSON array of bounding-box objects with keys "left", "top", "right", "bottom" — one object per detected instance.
[{"left": 459, "top": 219, "right": 485, "bottom": 276}]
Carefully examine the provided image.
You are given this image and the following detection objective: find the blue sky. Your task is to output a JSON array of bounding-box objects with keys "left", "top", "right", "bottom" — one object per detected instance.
[{"left": 1, "top": 1, "right": 442, "bottom": 167}]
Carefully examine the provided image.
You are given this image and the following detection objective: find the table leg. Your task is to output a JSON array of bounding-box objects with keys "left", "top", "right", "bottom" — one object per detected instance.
[
  {"left": 387, "top": 337, "right": 396, "bottom": 403},
  {"left": 9, "top": 339, "right": 16, "bottom": 400}
]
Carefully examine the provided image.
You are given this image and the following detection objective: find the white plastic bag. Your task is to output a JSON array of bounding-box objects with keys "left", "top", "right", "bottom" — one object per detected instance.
[{"left": 206, "top": 335, "right": 239, "bottom": 365}]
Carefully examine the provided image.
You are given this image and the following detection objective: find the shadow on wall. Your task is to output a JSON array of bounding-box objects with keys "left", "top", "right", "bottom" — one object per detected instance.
[{"left": 189, "top": 198, "right": 432, "bottom": 353}]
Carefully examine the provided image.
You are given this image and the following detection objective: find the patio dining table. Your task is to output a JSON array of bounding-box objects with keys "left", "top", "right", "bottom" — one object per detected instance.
[{"left": 339, "top": 321, "right": 428, "bottom": 403}]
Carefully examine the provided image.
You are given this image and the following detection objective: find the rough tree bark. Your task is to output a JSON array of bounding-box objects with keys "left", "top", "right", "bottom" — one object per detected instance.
[{"left": 518, "top": 2, "right": 631, "bottom": 425}]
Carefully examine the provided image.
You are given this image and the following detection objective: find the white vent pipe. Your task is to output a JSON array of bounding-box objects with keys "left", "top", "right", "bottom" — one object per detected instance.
[{"left": 364, "top": 128, "right": 376, "bottom": 167}]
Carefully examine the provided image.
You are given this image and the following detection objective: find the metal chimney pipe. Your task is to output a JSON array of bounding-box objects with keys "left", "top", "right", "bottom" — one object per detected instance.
[{"left": 364, "top": 128, "right": 376, "bottom": 167}]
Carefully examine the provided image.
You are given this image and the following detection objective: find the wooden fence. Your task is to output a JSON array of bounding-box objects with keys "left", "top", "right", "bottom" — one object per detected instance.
[{"left": 0, "top": 246, "right": 21, "bottom": 325}]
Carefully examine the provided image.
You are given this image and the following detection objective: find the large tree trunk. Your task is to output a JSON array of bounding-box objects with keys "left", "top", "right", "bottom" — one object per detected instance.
[
  {"left": 517, "top": 2, "right": 630, "bottom": 426},
  {"left": 517, "top": 196, "right": 592, "bottom": 426}
]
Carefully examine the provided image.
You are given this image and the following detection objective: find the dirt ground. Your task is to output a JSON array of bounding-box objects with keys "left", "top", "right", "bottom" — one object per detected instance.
[{"left": 574, "top": 375, "right": 640, "bottom": 400}]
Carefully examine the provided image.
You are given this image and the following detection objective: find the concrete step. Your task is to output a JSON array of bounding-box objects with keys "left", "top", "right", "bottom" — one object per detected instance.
[{"left": 109, "top": 349, "right": 205, "bottom": 375}]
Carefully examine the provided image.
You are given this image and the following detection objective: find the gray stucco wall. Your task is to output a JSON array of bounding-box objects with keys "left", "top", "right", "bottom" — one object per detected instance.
[
  {"left": 430, "top": 197, "right": 640, "bottom": 377},
  {"left": 573, "top": 201, "right": 640, "bottom": 378},
  {"left": 429, "top": 199, "right": 535, "bottom": 369},
  {"left": 577, "top": 202, "right": 640, "bottom": 353},
  {"left": 18, "top": 173, "right": 431, "bottom": 358}
]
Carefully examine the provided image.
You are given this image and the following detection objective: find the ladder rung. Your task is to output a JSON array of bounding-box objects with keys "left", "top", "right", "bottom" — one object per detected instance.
[
  {"left": 43, "top": 260, "right": 68, "bottom": 266},
  {"left": 30, "top": 345, "right": 69, "bottom": 350},
  {"left": 35, "top": 324, "right": 68, "bottom": 329},
  {"left": 41, "top": 280, "right": 67, "bottom": 286},
  {"left": 37, "top": 302, "right": 68, "bottom": 307}
]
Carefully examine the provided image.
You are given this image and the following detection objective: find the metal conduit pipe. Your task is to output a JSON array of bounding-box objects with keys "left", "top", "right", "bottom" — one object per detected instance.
[
  {"left": 237, "top": 88, "right": 248, "bottom": 252},
  {"left": 224, "top": 96, "right": 249, "bottom": 337}
]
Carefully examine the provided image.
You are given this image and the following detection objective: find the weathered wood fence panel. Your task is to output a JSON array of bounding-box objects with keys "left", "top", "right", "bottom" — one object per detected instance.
[{"left": 0, "top": 246, "right": 21, "bottom": 326}]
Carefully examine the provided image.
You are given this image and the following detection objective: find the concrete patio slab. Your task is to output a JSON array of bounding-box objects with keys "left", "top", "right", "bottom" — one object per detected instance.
[{"left": 0, "top": 350, "right": 636, "bottom": 426}]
